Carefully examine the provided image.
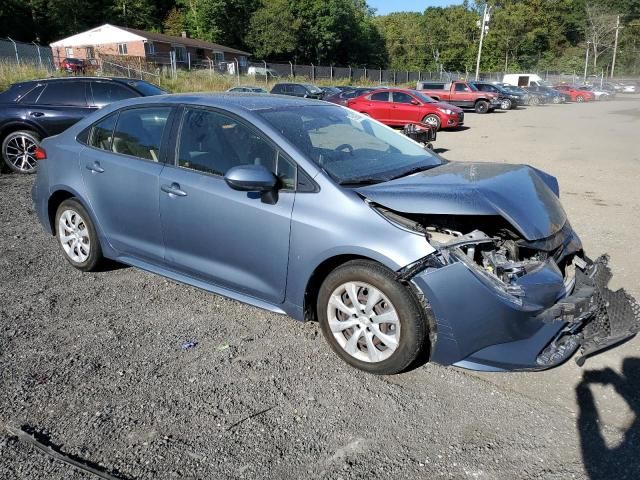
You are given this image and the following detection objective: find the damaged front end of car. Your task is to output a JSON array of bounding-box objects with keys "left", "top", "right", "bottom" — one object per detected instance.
[{"left": 376, "top": 206, "right": 640, "bottom": 372}]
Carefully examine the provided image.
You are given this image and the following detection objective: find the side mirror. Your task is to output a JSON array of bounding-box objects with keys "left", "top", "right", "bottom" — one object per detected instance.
[
  {"left": 224, "top": 164, "right": 277, "bottom": 192},
  {"left": 410, "top": 99, "right": 420, "bottom": 105}
]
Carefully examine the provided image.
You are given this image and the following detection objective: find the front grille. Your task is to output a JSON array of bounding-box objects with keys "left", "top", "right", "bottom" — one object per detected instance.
[{"left": 458, "top": 112, "right": 464, "bottom": 122}]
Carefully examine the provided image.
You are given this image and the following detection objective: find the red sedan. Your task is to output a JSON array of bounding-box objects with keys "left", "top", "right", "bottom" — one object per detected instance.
[
  {"left": 346, "top": 88, "right": 464, "bottom": 130},
  {"left": 552, "top": 85, "right": 596, "bottom": 103}
]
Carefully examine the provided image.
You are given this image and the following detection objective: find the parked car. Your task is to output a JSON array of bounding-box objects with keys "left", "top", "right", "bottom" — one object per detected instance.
[
  {"left": 469, "top": 81, "right": 526, "bottom": 110},
  {"left": 320, "top": 86, "right": 342, "bottom": 98},
  {"left": 32, "top": 94, "right": 639, "bottom": 374},
  {"left": 61, "top": 57, "right": 84, "bottom": 73},
  {"left": 576, "top": 84, "right": 613, "bottom": 101},
  {"left": 523, "top": 84, "right": 569, "bottom": 104},
  {"left": 324, "top": 87, "right": 376, "bottom": 106},
  {"left": 226, "top": 86, "right": 268, "bottom": 93},
  {"left": 552, "top": 85, "right": 596, "bottom": 102},
  {"left": 416, "top": 80, "right": 501, "bottom": 113},
  {"left": 270, "top": 83, "right": 323, "bottom": 99},
  {"left": 347, "top": 88, "right": 463, "bottom": 130},
  {"left": 0, "top": 77, "right": 165, "bottom": 173}
]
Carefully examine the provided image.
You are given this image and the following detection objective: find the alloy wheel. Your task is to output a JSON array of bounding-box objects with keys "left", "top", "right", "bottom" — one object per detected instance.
[
  {"left": 326, "top": 281, "right": 400, "bottom": 363},
  {"left": 3, "top": 132, "right": 39, "bottom": 173},
  {"left": 58, "top": 209, "right": 91, "bottom": 264}
]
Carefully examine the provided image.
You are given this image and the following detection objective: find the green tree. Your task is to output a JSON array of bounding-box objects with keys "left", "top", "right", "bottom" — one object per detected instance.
[{"left": 163, "top": 7, "right": 186, "bottom": 37}]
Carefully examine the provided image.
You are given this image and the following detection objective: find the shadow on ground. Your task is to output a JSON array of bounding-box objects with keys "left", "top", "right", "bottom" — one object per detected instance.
[{"left": 577, "top": 357, "right": 640, "bottom": 480}]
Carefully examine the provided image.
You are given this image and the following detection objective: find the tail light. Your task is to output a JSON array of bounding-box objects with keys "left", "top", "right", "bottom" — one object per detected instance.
[{"left": 34, "top": 146, "right": 47, "bottom": 160}]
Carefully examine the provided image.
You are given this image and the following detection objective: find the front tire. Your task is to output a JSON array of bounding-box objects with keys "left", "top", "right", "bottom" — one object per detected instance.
[
  {"left": 317, "top": 260, "right": 429, "bottom": 375},
  {"left": 576, "top": 95, "right": 584, "bottom": 103},
  {"left": 2, "top": 130, "right": 40, "bottom": 174},
  {"left": 55, "top": 199, "right": 103, "bottom": 272},
  {"left": 474, "top": 100, "right": 489, "bottom": 114},
  {"left": 422, "top": 114, "right": 441, "bottom": 130},
  {"left": 500, "top": 98, "right": 512, "bottom": 110}
]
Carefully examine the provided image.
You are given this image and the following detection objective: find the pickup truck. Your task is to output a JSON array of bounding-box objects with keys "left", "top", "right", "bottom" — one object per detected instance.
[{"left": 416, "top": 80, "right": 501, "bottom": 113}]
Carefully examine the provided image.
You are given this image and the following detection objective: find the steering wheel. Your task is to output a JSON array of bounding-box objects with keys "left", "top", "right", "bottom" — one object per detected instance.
[{"left": 335, "top": 143, "right": 354, "bottom": 154}]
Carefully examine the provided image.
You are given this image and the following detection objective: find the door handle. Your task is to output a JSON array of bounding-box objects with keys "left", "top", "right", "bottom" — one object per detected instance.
[
  {"left": 30, "top": 111, "right": 44, "bottom": 117},
  {"left": 85, "top": 162, "right": 104, "bottom": 173},
  {"left": 161, "top": 183, "right": 187, "bottom": 197}
]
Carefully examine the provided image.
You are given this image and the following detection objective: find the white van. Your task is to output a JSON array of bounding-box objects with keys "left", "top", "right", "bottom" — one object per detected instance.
[
  {"left": 247, "top": 66, "right": 280, "bottom": 79},
  {"left": 502, "top": 74, "right": 545, "bottom": 87}
]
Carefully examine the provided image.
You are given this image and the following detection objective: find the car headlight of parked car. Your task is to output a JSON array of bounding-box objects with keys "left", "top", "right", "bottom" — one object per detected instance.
[{"left": 437, "top": 107, "right": 455, "bottom": 115}]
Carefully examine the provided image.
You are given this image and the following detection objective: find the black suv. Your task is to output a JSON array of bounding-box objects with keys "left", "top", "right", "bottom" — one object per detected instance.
[
  {"left": 468, "top": 82, "right": 526, "bottom": 110},
  {"left": 270, "top": 83, "right": 324, "bottom": 99},
  {"left": 0, "top": 77, "right": 165, "bottom": 173}
]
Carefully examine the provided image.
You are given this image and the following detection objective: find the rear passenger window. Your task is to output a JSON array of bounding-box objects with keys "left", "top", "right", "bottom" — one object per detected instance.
[
  {"left": 37, "top": 82, "right": 88, "bottom": 106},
  {"left": 111, "top": 107, "right": 171, "bottom": 161},
  {"left": 89, "top": 113, "right": 118, "bottom": 150},
  {"left": 370, "top": 92, "right": 390, "bottom": 102},
  {"left": 18, "top": 85, "right": 44, "bottom": 104},
  {"left": 91, "top": 82, "right": 137, "bottom": 107}
]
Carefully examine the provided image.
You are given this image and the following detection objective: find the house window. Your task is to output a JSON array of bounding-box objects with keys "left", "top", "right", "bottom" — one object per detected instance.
[
  {"left": 238, "top": 56, "right": 247, "bottom": 67},
  {"left": 172, "top": 46, "right": 186, "bottom": 62},
  {"left": 213, "top": 51, "right": 224, "bottom": 65},
  {"left": 144, "top": 42, "right": 155, "bottom": 56},
  {"left": 85, "top": 47, "right": 94, "bottom": 59},
  {"left": 65, "top": 47, "right": 73, "bottom": 57},
  {"left": 117, "top": 43, "right": 128, "bottom": 55}
]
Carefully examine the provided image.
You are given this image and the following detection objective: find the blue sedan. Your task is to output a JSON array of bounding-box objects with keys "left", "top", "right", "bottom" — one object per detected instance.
[{"left": 31, "top": 93, "right": 638, "bottom": 374}]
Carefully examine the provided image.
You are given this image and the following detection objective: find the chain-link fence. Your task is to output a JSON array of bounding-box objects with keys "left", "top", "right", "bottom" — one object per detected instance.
[{"left": 0, "top": 38, "right": 54, "bottom": 69}]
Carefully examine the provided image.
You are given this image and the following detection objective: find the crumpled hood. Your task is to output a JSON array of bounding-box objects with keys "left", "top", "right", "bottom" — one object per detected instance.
[{"left": 357, "top": 162, "right": 567, "bottom": 241}]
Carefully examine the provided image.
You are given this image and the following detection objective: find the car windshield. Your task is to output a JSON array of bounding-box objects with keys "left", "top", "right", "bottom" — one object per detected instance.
[
  {"left": 410, "top": 90, "right": 436, "bottom": 103},
  {"left": 258, "top": 105, "right": 441, "bottom": 185},
  {"left": 126, "top": 80, "right": 167, "bottom": 96}
]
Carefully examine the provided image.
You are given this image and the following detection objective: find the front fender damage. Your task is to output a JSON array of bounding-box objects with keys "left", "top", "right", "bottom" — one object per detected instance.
[{"left": 390, "top": 211, "right": 639, "bottom": 369}]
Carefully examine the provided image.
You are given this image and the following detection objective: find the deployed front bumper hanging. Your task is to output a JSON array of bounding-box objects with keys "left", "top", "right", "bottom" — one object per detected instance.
[{"left": 536, "top": 255, "right": 640, "bottom": 366}]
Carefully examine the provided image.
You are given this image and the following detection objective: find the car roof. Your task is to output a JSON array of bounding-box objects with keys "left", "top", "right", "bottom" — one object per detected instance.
[
  {"left": 100, "top": 92, "right": 329, "bottom": 112},
  {"left": 13, "top": 76, "right": 150, "bottom": 86}
]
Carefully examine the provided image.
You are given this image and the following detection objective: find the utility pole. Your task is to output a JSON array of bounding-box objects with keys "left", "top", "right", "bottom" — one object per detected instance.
[
  {"left": 611, "top": 15, "right": 621, "bottom": 79},
  {"left": 583, "top": 41, "right": 590, "bottom": 82},
  {"left": 475, "top": 3, "right": 491, "bottom": 81}
]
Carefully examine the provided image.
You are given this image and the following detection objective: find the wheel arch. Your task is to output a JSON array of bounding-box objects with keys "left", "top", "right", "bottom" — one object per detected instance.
[
  {"left": 303, "top": 254, "right": 383, "bottom": 322},
  {"left": 0, "top": 121, "right": 47, "bottom": 141}
]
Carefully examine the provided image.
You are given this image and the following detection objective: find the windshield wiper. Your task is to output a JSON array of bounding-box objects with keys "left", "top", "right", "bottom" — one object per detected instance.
[
  {"left": 339, "top": 177, "right": 386, "bottom": 186},
  {"left": 389, "top": 165, "right": 436, "bottom": 181}
]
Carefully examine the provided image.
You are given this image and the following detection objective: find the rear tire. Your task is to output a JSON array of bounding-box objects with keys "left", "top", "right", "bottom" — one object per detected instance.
[
  {"left": 317, "top": 260, "right": 429, "bottom": 375},
  {"left": 422, "top": 114, "right": 441, "bottom": 130},
  {"left": 474, "top": 100, "right": 489, "bottom": 114},
  {"left": 55, "top": 199, "right": 103, "bottom": 272},
  {"left": 1, "top": 130, "right": 40, "bottom": 174}
]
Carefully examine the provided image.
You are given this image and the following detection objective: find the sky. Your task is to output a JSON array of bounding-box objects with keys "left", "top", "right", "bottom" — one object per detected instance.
[{"left": 368, "top": 0, "right": 465, "bottom": 16}]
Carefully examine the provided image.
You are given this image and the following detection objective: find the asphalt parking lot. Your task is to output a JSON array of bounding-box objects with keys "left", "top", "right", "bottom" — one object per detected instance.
[{"left": 1, "top": 97, "right": 639, "bottom": 480}]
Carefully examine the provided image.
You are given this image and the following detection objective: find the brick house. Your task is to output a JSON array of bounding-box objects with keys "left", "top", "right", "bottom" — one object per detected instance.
[{"left": 50, "top": 24, "right": 250, "bottom": 70}]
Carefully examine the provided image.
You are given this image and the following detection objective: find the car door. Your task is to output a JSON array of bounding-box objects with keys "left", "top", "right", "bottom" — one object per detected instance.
[
  {"left": 26, "top": 80, "right": 96, "bottom": 136},
  {"left": 390, "top": 91, "right": 422, "bottom": 124},
  {"left": 80, "top": 105, "right": 174, "bottom": 262},
  {"left": 158, "top": 106, "right": 296, "bottom": 303},
  {"left": 362, "top": 91, "right": 391, "bottom": 123},
  {"left": 453, "top": 83, "right": 474, "bottom": 107}
]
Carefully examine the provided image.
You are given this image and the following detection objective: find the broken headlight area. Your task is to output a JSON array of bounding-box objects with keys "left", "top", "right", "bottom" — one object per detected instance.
[
  {"left": 536, "top": 255, "right": 640, "bottom": 367},
  {"left": 392, "top": 213, "right": 574, "bottom": 306}
]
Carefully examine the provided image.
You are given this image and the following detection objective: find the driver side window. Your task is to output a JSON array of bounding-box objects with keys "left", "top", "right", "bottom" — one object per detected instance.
[
  {"left": 392, "top": 92, "right": 415, "bottom": 104},
  {"left": 454, "top": 84, "right": 469, "bottom": 92},
  {"left": 177, "top": 107, "right": 296, "bottom": 188}
]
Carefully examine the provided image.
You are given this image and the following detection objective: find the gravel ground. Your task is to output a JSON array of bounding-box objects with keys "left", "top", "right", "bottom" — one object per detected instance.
[{"left": 1, "top": 97, "right": 639, "bottom": 479}]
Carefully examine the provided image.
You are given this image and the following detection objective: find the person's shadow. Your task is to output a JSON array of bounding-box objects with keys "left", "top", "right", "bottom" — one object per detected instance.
[{"left": 577, "top": 358, "right": 640, "bottom": 479}]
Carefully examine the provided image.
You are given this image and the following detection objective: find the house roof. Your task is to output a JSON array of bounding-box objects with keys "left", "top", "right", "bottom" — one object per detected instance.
[
  {"left": 50, "top": 24, "right": 250, "bottom": 57},
  {"left": 119, "top": 27, "right": 251, "bottom": 56}
]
